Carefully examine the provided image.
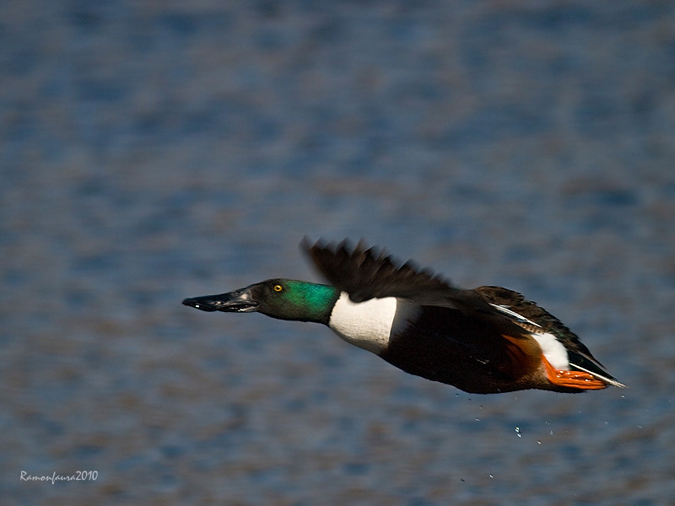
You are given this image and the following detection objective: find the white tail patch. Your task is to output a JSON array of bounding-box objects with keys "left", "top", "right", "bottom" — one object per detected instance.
[
  {"left": 328, "top": 293, "right": 397, "bottom": 354},
  {"left": 531, "top": 331, "right": 570, "bottom": 370}
]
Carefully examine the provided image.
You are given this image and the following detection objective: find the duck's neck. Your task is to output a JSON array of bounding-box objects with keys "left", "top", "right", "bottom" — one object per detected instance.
[{"left": 277, "top": 281, "right": 341, "bottom": 324}]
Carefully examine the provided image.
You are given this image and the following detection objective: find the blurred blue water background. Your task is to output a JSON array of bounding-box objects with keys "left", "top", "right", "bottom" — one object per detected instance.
[{"left": 1, "top": 1, "right": 674, "bottom": 504}]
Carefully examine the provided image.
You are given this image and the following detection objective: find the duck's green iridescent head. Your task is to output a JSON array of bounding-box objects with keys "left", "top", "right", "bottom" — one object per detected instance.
[{"left": 183, "top": 279, "right": 340, "bottom": 324}]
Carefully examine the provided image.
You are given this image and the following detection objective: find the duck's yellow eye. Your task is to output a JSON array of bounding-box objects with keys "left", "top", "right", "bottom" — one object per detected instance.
[{"left": 273, "top": 284, "right": 283, "bottom": 292}]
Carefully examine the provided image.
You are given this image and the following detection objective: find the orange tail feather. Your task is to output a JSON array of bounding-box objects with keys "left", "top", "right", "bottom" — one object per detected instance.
[{"left": 543, "top": 356, "right": 608, "bottom": 390}]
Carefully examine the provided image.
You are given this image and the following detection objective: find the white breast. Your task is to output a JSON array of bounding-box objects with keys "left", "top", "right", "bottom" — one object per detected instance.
[{"left": 328, "top": 292, "right": 397, "bottom": 354}]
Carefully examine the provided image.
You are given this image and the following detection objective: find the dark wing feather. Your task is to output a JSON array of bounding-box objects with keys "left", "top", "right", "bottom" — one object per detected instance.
[
  {"left": 302, "top": 238, "right": 458, "bottom": 303},
  {"left": 302, "top": 239, "right": 530, "bottom": 335},
  {"left": 475, "top": 286, "right": 581, "bottom": 341}
]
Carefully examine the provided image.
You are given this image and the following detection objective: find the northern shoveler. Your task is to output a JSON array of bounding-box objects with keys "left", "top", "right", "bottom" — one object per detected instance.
[{"left": 183, "top": 239, "right": 625, "bottom": 394}]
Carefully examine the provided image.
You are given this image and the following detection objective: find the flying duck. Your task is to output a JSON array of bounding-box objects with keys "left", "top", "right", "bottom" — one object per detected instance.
[{"left": 183, "top": 239, "right": 625, "bottom": 394}]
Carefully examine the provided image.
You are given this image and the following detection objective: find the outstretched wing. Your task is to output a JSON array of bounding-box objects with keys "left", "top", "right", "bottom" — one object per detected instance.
[
  {"left": 302, "top": 238, "right": 531, "bottom": 335},
  {"left": 302, "top": 238, "right": 458, "bottom": 303}
]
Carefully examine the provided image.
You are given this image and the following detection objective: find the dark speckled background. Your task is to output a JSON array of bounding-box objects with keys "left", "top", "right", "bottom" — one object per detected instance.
[{"left": 1, "top": 1, "right": 674, "bottom": 504}]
